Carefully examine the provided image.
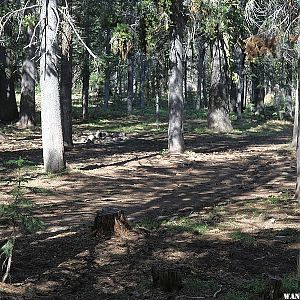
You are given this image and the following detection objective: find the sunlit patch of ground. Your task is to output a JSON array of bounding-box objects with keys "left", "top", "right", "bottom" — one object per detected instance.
[{"left": 0, "top": 117, "right": 298, "bottom": 299}]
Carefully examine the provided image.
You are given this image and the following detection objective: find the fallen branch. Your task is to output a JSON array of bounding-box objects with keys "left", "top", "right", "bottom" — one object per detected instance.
[
  {"left": 57, "top": 6, "right": 97, "bottom": 59},
  {"left": 0, "top": 4, "right": 41, "bottom": 38},
  {"left": 213, "top": 285, "right": 222, "bottom": 299}
]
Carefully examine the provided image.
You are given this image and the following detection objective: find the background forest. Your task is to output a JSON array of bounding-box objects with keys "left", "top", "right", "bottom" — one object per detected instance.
[{"left": 0, "top": 0, "right": 299, "bottom": 299}]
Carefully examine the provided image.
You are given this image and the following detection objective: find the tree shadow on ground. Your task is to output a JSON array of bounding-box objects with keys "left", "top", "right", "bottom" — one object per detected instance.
[
  {"left": 2, "top": 223, "right": 298, "bottom": 299},
  {"left": 0, "top": 121, "right": 297, "bottom": 299}
]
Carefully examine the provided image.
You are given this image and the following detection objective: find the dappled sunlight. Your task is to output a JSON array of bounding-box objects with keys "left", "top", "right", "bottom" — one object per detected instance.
[{"left": 0, "top": 117, "right": 298, "bottom": 298}]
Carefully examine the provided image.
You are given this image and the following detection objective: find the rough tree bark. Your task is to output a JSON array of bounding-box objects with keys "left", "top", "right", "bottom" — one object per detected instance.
[
  {"left": 168, "top": 0, "right": 185, "bottom": 154},
  {"left": 103, "top": 29, "right": 111, "bottom": 111},
  {"left": 40, "top": 0, "right": 65, "bottom": 173},
  {"left": 183, "top": 59, "right": 187, "bottom": 103},
  {"left": 82, "top": 52, "right": 90, "bottom": 120},
  {"left": 296, "top": 33, "right": 300, "bottom": 201},
  {"left": 208, "top": 33, "right": 233, "bottom": 132},
  {"left": 82, "top": 0, "right": 90, "bottom": 120},
  {"left": 127, "top": 53, "right": 134, "bottom": 114},
  {"left": 196, "top": 40, "right": 205, "bottom": 110},
  {"left": 118, "top": 64, "right": 123, "bottom": 98},
  {"left": 293, "top": 89, "right": 298, "bottom": 147},
  {"left": 19, "top": 25, "right": 36, "bottom": 128},
  {"left": 60, "top": 0, "right": 73, "bottom": 147},
  {"left": 235, "top": 46, "right": 244, "bottom": 120},
  {"left": 251, "top": 63, "right": 265, "bottom": 115},
  {"left": 0, "top": 46, "right": 19, "bottom": 123},
  {"left": 244, "top": 75, "right": 251, "bottom": 111},
  {"left": 140, "top": 53, "right": 146, "bottom": 111},
  {"left": 155, "top": 63, "right": 161, "bottom": 126}
]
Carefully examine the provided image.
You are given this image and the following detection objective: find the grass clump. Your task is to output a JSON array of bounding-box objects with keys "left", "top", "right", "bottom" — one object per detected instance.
[
  {"left": 229, "top": 230, "right": 256, "bottom": 245},
  {"left": 282, "top": 274, "right": 299, "bottom": 293},
  {"left": 246, "top": 278, "right": 265, "bottom": 294},
  {"left": 184, "top": 277, "right": 218, "bottom": 293},
  {"left": 163, "top": 217, "right": 208, "bottom": 235},
  {"left": 263, "top": 192, "right": 291, "bottom": 205},
  {"left": 134, "top": 218, "right": 163, "bottom": 230},
  {"left": 134, "top": 216, "right": 209, "bottom": 235},
  {"left": 27, "top": 186, "right": 56, "bottom": 196}
]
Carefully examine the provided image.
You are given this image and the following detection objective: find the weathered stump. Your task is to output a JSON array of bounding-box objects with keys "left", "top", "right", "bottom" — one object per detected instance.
[
  {"left": 93, "top": 207, "right": 130, "bottom": 237},
  {"left": 262, "top": 275, "right": 282, "bottom": 300},
  {"left": 151, "top": 264, "right": 183, "bottom": 292}
]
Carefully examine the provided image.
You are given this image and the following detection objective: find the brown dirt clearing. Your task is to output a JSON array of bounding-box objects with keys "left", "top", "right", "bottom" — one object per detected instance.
[{"left": 0, "top": 119, "right": 299, "bottom": 299}]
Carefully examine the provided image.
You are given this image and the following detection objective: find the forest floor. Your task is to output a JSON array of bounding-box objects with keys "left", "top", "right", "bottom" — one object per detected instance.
[{"left": 0, "top": 115, "right": 299, "bottom": 300}]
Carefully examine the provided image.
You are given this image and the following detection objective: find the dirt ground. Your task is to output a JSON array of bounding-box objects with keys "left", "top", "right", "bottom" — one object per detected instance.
[{"left": 0, "top": 118, "right": 299, "bottom": 299}]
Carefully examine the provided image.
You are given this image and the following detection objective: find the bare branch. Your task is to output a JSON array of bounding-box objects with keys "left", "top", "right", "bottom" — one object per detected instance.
[
  {"left": 0, "top": 4, "right": 41, "bottom": 38},
  {"left": 57, "top": 6, "right": 97, "bottom": 59}
]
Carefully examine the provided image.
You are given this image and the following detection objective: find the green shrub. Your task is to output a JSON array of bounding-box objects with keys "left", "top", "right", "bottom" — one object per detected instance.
[{"left": 0, "top": 157, "right": 44, "bottom": 282}]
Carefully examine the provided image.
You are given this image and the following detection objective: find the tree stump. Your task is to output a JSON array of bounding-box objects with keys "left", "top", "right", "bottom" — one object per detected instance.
[
  {"left": 262, "top": 275, "right": 282, "bottom": 300},
  {"left": 151, "top": 264, "right": 183, "bottom": 292},
  {"left": 93, "top": 207, "right": 131, "bottom": 237}
]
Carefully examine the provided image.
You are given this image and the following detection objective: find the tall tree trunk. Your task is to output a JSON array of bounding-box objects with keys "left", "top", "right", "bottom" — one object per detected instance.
[
  {"left": 251, "top": 63, "right": 265, "bottom": 115},
  {"left": 196, "top": 41, "right": 205, "bottom": 110},
  {"left": 82, "top": 52, "right": 90, "bottom": 120},
  {"left": 244, "top": 75, "right": 250, "bottom": 111},
  {"left": 183, "top": 59, "right": 188, "bottom": 104},
  {"left": 60, "top": 0, "right": 73, "bottom": 148},
  {"left": 296, "top": 32, "right": 300, "bottom": 200},
  {"left": 127, "top": 53, "right": 134, "bottom": 114},
  {"left": 103, "top": 66, "right": 110, "bottom": 111},
  {"left": 155, "top": 63, "right": 160, "bottom": 125},
  {"left": 168, "top": 0, "right": 185, "bottom": 154},
  {"left": 82, "top": 1, "right": 90, "bottom": 120},
  {"left": 0, "top": 46, "right": 19, "bottom": 123},
  {"left": 118, "top": 63, "right": 123, "bottom": 98},
  {"left": 19, "top": 25, "right": 36, "bottom": 128},
  {"left": 40, "top": 0, "right": 65, "bottom": 173},
  {"left": 0, "top": 46, "right": 6, "bottom": 118},
  {"left": 235, "top": 46, "right": 244, "bottom": 120},
  {"left": 293, "top": 86, "right": 298, "bottom": 147},
  {"left": 140, "top": 53, "right": 146, "bottom": 112},
  {"left": 208, "top": 33, "right": 233, "bottom": 132},
  {"left": 164, "top": 52, "right": 169, "bottom": 97},
  {"left": 103, "top": 29, "right": 111, "bottom": 111},
  {"left": 285, "top": 63, "right": 293, "bottom": 121}
]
